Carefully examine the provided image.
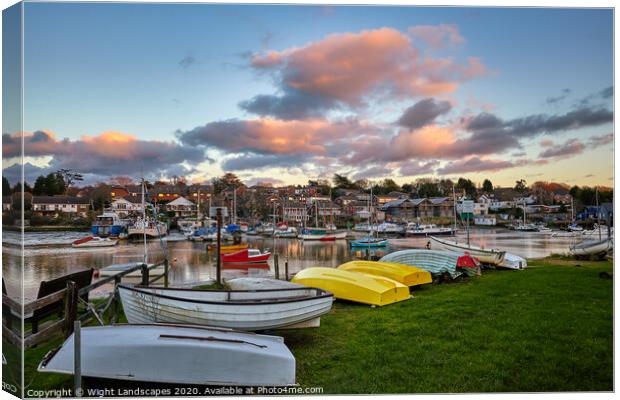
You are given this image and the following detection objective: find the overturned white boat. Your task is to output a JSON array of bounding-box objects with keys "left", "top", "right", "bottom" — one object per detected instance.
[
  {"left": 498, "top": 253, "right": 528, "bottom": 270},
  {"left": 118, "top": 284, "right": 334, "bottom": 331},
  {"left": 569, "top": 238, "right": 613, "bottom": 257},
  {"left": 429, "top": 236, "right": 505, "bottom": 265},
  {"left": 38, "top": 324, "right": 295, "bottom": 386}
]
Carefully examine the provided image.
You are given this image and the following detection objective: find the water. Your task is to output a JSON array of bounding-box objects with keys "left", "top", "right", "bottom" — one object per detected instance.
[{"left": 2, "top": 228, "right": 587, "bottom": 301}]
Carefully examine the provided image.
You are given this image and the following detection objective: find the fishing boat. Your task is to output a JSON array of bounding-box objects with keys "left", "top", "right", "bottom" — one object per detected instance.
[
  {"left": 273, "top": 225, "right": 298, "bottom": 238},
  {"left": 498, "top": 253, "right": 528, "bottom": 270},
  {"left": 337, "top": 261, "right": 432, "bottom": 287},
  {"left": 429, "top": 236, "right": 505, "bottom": 265},
  {"left": 380, "top": 249, "right": 480, "bottom": 278},
  {"left": 350, "top": 237, "right": 389, "bottom": 247},
  {"left": 72, "top": 236, "right": 118, "bottom": 248},
  {"left": 405, "top": 223, "right": 456, "bottom": 236},
  {"left": 38, "top": 324, "right": 296, "bottom": 386},
  {"left": 207, "top": 243, "right": 249, "bottom": 253},
  {"left": 90, "top": 211, "right": 127, "bottom": 238},
  {"left": 374, "top": 222, "right": 405, "bottom": 235},
  {"left": 118, "top": 284, "right": 334, "bottom": 330},
  {"left": 222, "top": 248, "right": 271, "bottom": 264},
  {"left": 299, "top": 228, "right": 347, "bottom": 241},
  {"left": 127, "top": 217, "right": 168, "bottom": 239},
  {"left": 569, "top": 238, "right": 613, "bottom": 257},
  {"left": 291, "top": 267, "right": 410, "bottom": 306}
]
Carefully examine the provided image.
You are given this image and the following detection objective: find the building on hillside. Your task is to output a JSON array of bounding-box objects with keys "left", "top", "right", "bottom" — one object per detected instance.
[
  {"left": 31, "top": 196, "right": 90, "bottom": 217},
  {"left": 279, "top": 202, "right": 309, "bottom": 224},
  {"left": 110, "top": 196, "right": 144, "bottom": 217},
  {"left": 428, "top": 197, "right": 454, "bottom": 217},
  {"left": 165, "top": 196, "right": 197, "bottom": 217},
  {"left": 110, "top": 186, "right": 129, "bottom": 198},
  {"left": 514, "top": 195, "right": 537, "bottom": 205},
  {"left": 2, "top": 196, "right": 12, "bottom": 212},
  {"left": 376, "top": 192, "right": 407, "bottom": 205},
  {"left": 380, "top": 198, "right": 418, "bottom": 221},
  {"left": 150, "top": 185, "right": 184, "bottom": 202}
]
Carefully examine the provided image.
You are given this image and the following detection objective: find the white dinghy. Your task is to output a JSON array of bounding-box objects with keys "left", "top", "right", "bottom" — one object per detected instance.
[
  {"left": 118, "top": 284, "right": 334, "bottom": 331},
  {"left": 38, "top": 324, "right": 295, "bottom": 386},
  {"left": 227, "top": 278, "right": 306, "bottom": 291},
  {"left": 498, "top": 253, "right": 528, "bottom": 270},
  {"left": 569, "top": 238, "right": 613, "bottom": 257},
  {"left": 429, "top": 236, "right": 505, "bottom": 265}
]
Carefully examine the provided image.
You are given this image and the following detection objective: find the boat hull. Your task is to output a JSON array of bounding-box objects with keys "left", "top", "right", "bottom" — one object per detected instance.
[
  {"left": 498, "top": 253, "right": 528, "bottom": 270},
  {"left": 118, "top": 285, "right": 334, "bottom": 331},
  {"left": 38, "top": 324, "right": 295, "bottom": 386},
  {"left": 222, "top": 249, "right": 271, "bottom": 263},
  {"left": 300, "top": 231, "right": 347, "bottom": 241},
  {"left": 350, "top": 239, "right": 389, "bottom": 247},
  {"left": 569, "top": 238, "right": 613, "bottom": 256},
  {"left": 337, "top": 261, "right": 432, "bottom": 287},
  {"left": 291, "top": 267, "right": 410, "bottom": 306},
  {"left": 429, "top": 236, "right": 505, "bottom": 265},
  {"left": 380, "top": 249, "right": 462, "bottom": 278}
]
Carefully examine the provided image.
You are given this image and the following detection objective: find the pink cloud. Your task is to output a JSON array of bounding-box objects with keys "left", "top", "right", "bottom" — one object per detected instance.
[
  {"left": 438, "top": 157, "right": 516, "bottom": 174},
  {"left": 408, "top": 24, "right": 466, "bottom": 49},
  {"left": 539, "top": 138, "right": 585, "bottom": 159}
]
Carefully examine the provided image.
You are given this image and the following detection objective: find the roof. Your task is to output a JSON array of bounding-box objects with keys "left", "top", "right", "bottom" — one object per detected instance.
[
  {"left": 32, "top": 196, "right": 90, "bottom": 205},
  {"left": 428, "top": 197, "right": 450, "bottom": 204},
  {"left": 167, "top": 196, "right": 195, "bottom": 206},
  {"left": 113, "top": 195, "right": 143, "bottom": 204}
]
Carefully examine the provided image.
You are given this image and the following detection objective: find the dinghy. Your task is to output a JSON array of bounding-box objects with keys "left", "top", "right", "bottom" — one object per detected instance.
[
  {"left": 208, "top": 243, "right": 249, "bottom": 253},
  {"left": 72, "top": 236, "right": 118, "bottom": 248},
  {"left": 498, "top": 253, "right": 528, "bottom": 270},
  {"left": 118, "top": 284, "right": 333, "bottom": 330},
  {"left": 380, "top": 249, "right": 479, "bottom": 278},
  {"left": 222, "top": 248, "right": 271, "bottom": 264},
  {"left": 38, "top": 324, "right": 295, "bottom": 386},
  {"left": 291, "top": 267, "right": 410, "bottom": 306},
  {"left": 227, "top": 278, "right": 306, "bottom": 291},
  {"left": 429, "top": 236, "right": 505, "bottom": 265},
  {"left": 337, "top": 261, "right": 432, "bottom": 287},
  {"left": 350, "top": 237, "right": 389, "bottom": 247},
  {"left": 569, "top": 238, "right": 613, "bottom": 257}
]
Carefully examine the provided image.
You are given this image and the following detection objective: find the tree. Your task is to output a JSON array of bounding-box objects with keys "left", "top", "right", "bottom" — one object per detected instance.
[
  {"left": 482, "top": 179, "right": 494, "bottom": 193},
  {"left": 12, "top": 181, "right": 32, "bottom": 194},
  {"left": 353, "top": 179, "right": 370, "bottom": 190},
  {"left": 33, "top": 175, "right": 47, "bottom": 195},
  {"left": 456, "top": 178, "right": 477, "bottom": 198},
  {"left": 332, "top": 174, "right": 355, "bottom": 190},
  {"left": 110, "top": 176, "right": 134, "bottom": 186},
  {"left": 212, "top": 173, "right": 244, "bottom": 194},
  {"left": 514, "top": 179, "right": 527, "bottom": 193},
  {"left": 2, "top": 177, "right": 11, "bottom": 196},
  {"left": 56, "top": 169, "right": 83, "bottom": 191}
]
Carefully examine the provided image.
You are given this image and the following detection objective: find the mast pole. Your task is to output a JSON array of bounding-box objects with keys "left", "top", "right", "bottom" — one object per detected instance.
[{"left": 142, "top": 178, "right": 147, "bottom": 265}]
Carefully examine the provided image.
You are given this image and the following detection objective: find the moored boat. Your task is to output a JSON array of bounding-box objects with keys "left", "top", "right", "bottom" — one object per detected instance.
[
  {"left": 405, "top": 223, "right": 456, "bottom": 236},
  {"left": 38, "top": 324, "right": 296, "bottom": 386},
  {"left": 569, "top": 238, "right": 613, "bottom": 257},
  {"left": 273, "top": 225, "right": 298, "bottom": 238},
  {"left": 337, "top": 261, "right": 432, "bottom": 287},
  {"left": 207, "top": 243, "right": 249, "bottom": 253},
  {"left": 72, "top": 236, "right": 118, "bottom": 248},
  {"left": 350, "top": 237, "right": 389, "bottom": 247},
  {"left": 91, "top": 211, "right": 127, "bottom": 238},
  {"left": 291, "top": 267, "right": 410, "bottom": 306},
  {"left": 299, "top": 228, "right": 347, "bottom": 241},
  {"left": 127, "top": 217, "right": 168, "bottom": 239},
  {"left": 429, "top": 236, "right": 505, "bottom": 265},
  {"left": 222, "top": 248, "right": 271, "bottom": 264},
  {"left": 118, "top": 284, "right": 334, "bottom": 330},
  {"left": 498, "top": 253, "right": 528, "bottom": 270}
]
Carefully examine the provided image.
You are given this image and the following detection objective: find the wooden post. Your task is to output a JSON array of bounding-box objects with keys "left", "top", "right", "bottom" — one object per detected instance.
[
  {"left": 274, "top": 253, "right": 280, "bottom": 280},
  {"left": 216, "top": 208, "right": 222, "bottom": 285},
  {"left": 64, "top": 281, "right": 77, "bottom": 338},
  {"left": 164, "top": 259, "right": 169, "bottom": 288},
  {"left": 112, "top": 275, "right": 121, "bottom": 324},
  {"left": 284, "top": 258, "right": 289, "bottom": 281},
  {"left": 141, "top": 263, "right": 149, "bottom": 286},
  {"left": 74, "top": 320, "right": 82, "bottom": 397}
]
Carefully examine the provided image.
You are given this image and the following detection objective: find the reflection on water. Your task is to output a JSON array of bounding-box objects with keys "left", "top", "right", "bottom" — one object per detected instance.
[{"left": 3, "top": 228, "right": 586, "bottom": 301}]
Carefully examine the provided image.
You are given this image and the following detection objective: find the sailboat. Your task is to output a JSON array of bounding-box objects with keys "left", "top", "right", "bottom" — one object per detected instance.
[
  {"left": 299, "top": 198, "right": 346, "bottom": 241},
  {"left": 570, "top": 188, "right": 613, "bottom": 257},
  {"left": 351, "top": 187, "right": 388, "bottom": 247}
]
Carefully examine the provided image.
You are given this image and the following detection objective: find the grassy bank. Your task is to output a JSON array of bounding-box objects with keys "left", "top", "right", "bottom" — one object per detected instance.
[{"left": 9, "top": 257, "right": 613, "bottom": 394}]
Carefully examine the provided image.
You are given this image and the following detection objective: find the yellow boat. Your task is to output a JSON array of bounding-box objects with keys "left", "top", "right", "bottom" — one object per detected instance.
[
  {"left": 338, "top": 261, "right": 432, "bottom": 287},
  {"left": 291, "top": 267, "right": 410, "bottom": 307},
  {"left": 207, "top": 243, "right": 249, "bottom": 253}
]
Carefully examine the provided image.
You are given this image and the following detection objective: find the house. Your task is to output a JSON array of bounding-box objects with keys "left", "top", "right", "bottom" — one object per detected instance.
[
  {"left": 165, "top": 196, "right": 196, "bottom": 217},
  {"left": 2, "top": 196, "right": 12, "bottom": 212},
  {"left": 279, "top": 202, "right": 309, "bottom": 224},
  {"left": 335, "top": 195, "right": 358, "bottom": 207},
  {"left": 111, "top": 196, "right": 144, "bottom": 217},
  {"left": 489, "top": 200, "right": 516, "bottom": 211},
  {"left": 376, "top": 193, "right": 406, "bottom": 205},
  {"left": 514, "top": 195, "right": 537, "bottom": 205},
  {"left": 315, "top": 201, "right": 342, "bottom": 218},
  {"left": 31, "top": 196, "right": 90, "bottom": 217},
  {"left": 380, "top": 198, "right": 419, "bottom": 221},
  {"left": 110, "top": 186, "right": 130, "bottom": 198},
  {"left": 345, "top": 200, "right": 374, "bottom": 218},
  {"left": 150, "top": 185, "right": 183, "bottom": 202},
  {"left": 428, "top": 197, "right": 454, "bottom": 217}
]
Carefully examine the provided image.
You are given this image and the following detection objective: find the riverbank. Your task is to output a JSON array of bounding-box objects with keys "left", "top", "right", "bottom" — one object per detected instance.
[
  {"left": 2, "top": 225, "right": 89, "bottom": 232},
  {"left": 5, "top": 256, "right": 612, "bottom": 394}
]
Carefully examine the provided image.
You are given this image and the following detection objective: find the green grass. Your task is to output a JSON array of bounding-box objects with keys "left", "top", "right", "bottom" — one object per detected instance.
[{"left": 12, "top": 257, "right": 613, "bottom": 394}]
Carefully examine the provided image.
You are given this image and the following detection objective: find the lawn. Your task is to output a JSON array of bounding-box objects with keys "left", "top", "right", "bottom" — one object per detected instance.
[{"left": 8, "top": 257, "right": 613, "bottom": 395}]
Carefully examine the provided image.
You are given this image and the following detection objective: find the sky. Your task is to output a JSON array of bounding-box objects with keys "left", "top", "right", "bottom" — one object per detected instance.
[{"left": 1, "top": 3, "right": 614, "bottom": 188}]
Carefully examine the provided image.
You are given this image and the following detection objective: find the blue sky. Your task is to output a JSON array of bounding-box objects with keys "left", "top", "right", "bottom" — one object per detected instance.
[{"left": 2, "top": 3, "right": 614, "bottom": 187}]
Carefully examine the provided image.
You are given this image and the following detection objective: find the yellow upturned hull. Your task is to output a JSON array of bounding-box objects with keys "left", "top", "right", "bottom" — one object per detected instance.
[
  {"left": 208, "top": 243, "right": 249, "bottom": 253},
  {"left": 338, "top": 261, "right": 432, "bottom": 287},
  {"left": 291, "top": 267, "right": 410, "bottom": 307}
]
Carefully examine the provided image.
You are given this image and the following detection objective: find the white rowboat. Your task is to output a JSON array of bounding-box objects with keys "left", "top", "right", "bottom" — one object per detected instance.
[
  {"left": 118, "top": 284, "right": 334, "bottom": 331},
  {"left": 429, "top": 236, "right": 505, "bottom": 265},
  {"left": 38, "top": 324, "right": 295, "bottom": 386},
  {"left": 569, "top": 238, "right": 613, "bottom": 257},
  {"left": 498, "top": 253, "right": 528, "bottom": 270}
]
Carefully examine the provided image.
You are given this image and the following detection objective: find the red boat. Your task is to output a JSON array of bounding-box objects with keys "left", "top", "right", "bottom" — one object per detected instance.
[
  {"left": 221, "top": 249, "right": 271, "bottom": 264},
  {"left": 222, "top": 262, "right": 270, "bottom": 271}
]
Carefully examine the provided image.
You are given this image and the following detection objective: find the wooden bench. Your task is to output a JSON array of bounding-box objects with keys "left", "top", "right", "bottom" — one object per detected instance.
[{"left": 28, "top": 269, "right": 93, "bottom": 334}]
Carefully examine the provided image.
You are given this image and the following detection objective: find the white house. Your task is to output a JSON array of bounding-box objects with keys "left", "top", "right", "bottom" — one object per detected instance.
[
  {"left": 111, "top": 196, "right": 144, "bottom": 217},
  {"left": 32, "top": 196, "right": 90, "bottom": 217},
  {"left": 515, "top": 195, "right": 537, "bottom": 205},
  {"left": 165, "top": 196, "right": 196, "bottom": 217}
]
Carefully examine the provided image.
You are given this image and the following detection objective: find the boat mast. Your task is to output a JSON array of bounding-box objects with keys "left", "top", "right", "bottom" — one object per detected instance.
[
  {"left": 452, "top": 185, "right": 457, "bottom": 231},
  {"left": 596, "top": 187, "right": 601, "bottom": 240},
  {"left": 142, "top": 178, "right": 148, "bottom": 265}
]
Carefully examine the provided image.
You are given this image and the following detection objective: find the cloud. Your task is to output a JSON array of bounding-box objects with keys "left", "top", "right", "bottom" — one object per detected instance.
[
  {"left": 245, "top": 27, "right": 487, "bottom": 119},
  {"left": 398, "top": 160, "right": 440, "bottom": 176},
  {"left": 408, "top": 24, "right": 465, "bottom": 49},
  {"left": 179, "top": 56, "right": 196, "bottom": 69},
  {"left": 223, "top": 153, "right": 307, "bottom": 171},
  {"left": 2, "top": 162, "right": 51, "bottom": 185},
  {"left": 538, "top": 138, "right": 585, "bottom": 159},
  {"left": 245, "top": 177, "right": 285, "bottom": 187},
  {"left": 437, "top": 157, "right": 517, "bottom": 174},
  {"left": 351, "top": 165, "right": 393, "bottom": 181},
  {"left": 546, "top": 88, "right": 571, "bottom": 105},
  {"left": 396, "top": 98, "right": 452, "bottom": 131},
  {"left": 2, "top": 130, "right": 204, "bottom": 182},
  {"left": 599, "top": 86, "right": 613, "bottom": 99},
  {"left": 588, "top": 133, "right": 613, "bottom": 147}
]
